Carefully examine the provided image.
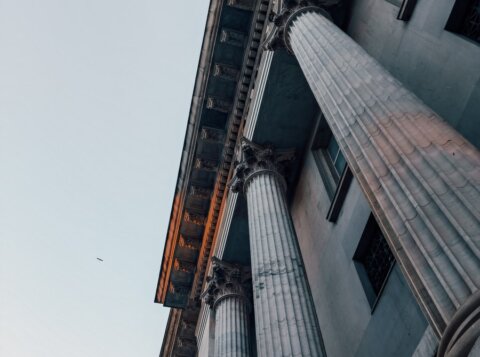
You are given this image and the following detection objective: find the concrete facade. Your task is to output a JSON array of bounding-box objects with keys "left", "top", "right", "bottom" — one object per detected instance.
[
  {"left": 155, "top": 1, "right": 480, "bottom": 356},
  {"left": 292, "top": 151, "right": 428, "bottom": 357},
  {"left": 348, "top": 0, "right": 480, "bottom": 149}
]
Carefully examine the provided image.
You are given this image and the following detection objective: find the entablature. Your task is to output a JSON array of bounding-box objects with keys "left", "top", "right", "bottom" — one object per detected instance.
[{"left": 157, "top": 0, "right": 271, "bottom": 355}]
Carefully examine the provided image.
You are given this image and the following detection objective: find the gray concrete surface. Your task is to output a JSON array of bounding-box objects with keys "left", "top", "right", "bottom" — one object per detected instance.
[
  {"left": 291, "top": 152, "right": 427, "bottom": 357},
  {"left": 348, "top": 0, "right": 480, "bottom": 148}
]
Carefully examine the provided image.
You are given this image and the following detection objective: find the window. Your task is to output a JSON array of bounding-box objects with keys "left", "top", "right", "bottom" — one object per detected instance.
[
  {"left": 325, "top": 135, "right": 347, "bottom": 180},
  {"left": 396, "top": 0, "right": 418, "bottom": 21},
  {"left": 446, "top": 0, "right": 480, "bottom": 45},
  {"left": 385, "top": 0, "right": 402, "bottom": 7},
  {"left": 312, "top": 114, "right": 352, "bottom": 222},
  {"left": 312, "top": 115, "right": 347, "bottom": 198},
  {"left": 354, "top": 215, "right": 396, "bottom": 310},
  {"left": 386, "top": 0, "right": 418, "bottom": 21}
]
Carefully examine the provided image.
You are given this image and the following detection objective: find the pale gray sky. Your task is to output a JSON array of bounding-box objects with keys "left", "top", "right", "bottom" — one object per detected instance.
[{"left": 0, "top": 1, "right": 209, "bottom": 356}]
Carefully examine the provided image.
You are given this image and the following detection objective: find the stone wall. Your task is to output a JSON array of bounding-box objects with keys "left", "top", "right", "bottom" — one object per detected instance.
[
  {"left": 348, "top": 0, "right": 480, "bottom": 148},
  {"left": 291, "top": 152, "right": 427, "bottom": 357}
]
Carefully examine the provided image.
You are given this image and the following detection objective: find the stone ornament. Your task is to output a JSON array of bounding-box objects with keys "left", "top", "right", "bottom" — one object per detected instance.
[
  {"left": 263, "top": 0, "right": 338, "bottom": 51},
  {"left": 220, "top": 28, "right": 247, "bottom": 48},
  {"left": 213, "top": 63, "right": 240, "bottom": 82},
  {"left": 206, "top": 96, "right": 232, "bottom": 113},
  {"left": 227, "top": 0, "right": 255, "bottom": 11},
  {"left": 194, "top": 157, "right": 217, "bottom": 171},
  {"left": 229, "top": 137, "right": 294, "bottom": 194},
  {"left": 184, "top": 211, "right": 207, "bottom": 226},
  {"left": 201, "top": 257, "right": 251, "bottom": 310}
]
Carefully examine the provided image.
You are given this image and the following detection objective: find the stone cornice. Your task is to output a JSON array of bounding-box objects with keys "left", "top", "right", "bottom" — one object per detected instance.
[
  {"left": 156, "top": 0, "right": 224, "bottom": 307},
  {"left": 190, "top": 0, "right": 271, "bottom": 302},
  {"left": 157, "top": 0, "right": 271, "bottom": 356}
]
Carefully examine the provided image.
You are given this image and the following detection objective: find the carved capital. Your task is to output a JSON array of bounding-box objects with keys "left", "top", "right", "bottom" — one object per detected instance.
[
  {"left": 229, "top": 137, "right": 295, "bottom": 194},
  {"left": 201, "top": 257, "right": 251, "bottom": 310},
  {"left": 263, "top": 0, "right": 337, "bottom": 51}
]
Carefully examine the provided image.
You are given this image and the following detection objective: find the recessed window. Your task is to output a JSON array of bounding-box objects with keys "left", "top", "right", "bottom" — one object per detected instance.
[
  {"left": 386, "top": 0, "right": 419, "bottom": 21},
  {"left": 325, "top": 135, "right": 347, "bottom": 180},
  {"left": 446, "top": 0, "right": 480, "bottom": 45},
  {"left": 312, "top": 115, "right": 347, "bottom": 199},
  {"left": 385, "top": 0, "right": 402, "bottom": 7},
  {"left": 312, "top": 114, "right": 352, "bottom": 222},
  {"left": 396, "top": 0, "right": 418, "bottom": 21},
  {"left": 354, "top": 215, "right": 396, "bottom": 310}
]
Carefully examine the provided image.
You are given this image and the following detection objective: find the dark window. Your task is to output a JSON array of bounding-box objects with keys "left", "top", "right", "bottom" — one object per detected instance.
[
  {"left": 312, "top": 115, "right": 347, "bottom": 198},
  {"left": 354, "top": 215, "right": 395, "bottom": 309},
  {"left": 446, "top": 0, "right": 480, "bottom": 44},
  {"left": 325, "top": 135, "right": 347, "bottom": 180},
  {"left": 386, "top": 0, "right": 419, "bottom": 21},
  {"left": 385, "top": 0, "right": 402, "bottom": 7},
  {"left": 397, "top": 0, "right": 418, "bottom": 21},
  {"left": 312, "top": 114, "right": 352, "bottom": 222}
]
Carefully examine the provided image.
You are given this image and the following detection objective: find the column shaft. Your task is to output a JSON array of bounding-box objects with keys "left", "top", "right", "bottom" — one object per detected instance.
[
  {"left": 202, "top": 258, "right": 252, "bottom": 357},
  {"left": 287, "top": 10, "right": 480, "bottom": 335},
  {"left": 245, "top": 170, "right": 324, "bottom": 356},
  {"left": 214, "top": 295, "right": 251, "bottom": 357}
]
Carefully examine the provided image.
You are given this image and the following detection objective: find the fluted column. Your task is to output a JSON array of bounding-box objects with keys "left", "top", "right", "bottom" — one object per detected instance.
[
  {"left": 230, "top": 139, "right": 325, "bottom": 356},
  {"left": 278, "top": 5, "right": 480, "bottom": 354},
  {"left": 201, "top": 257, "right": 252, "bottom": 357}
]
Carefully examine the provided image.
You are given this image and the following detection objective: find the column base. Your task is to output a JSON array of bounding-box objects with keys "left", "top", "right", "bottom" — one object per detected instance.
[{"left": 437, "top": 291, "right": 480, "bottom": 357}]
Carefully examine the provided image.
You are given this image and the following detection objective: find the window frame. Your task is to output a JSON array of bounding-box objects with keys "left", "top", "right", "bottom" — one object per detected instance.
[
  {"left": 445, "top": 0, "right": 480, "bottom": 45},
  {"left": 311, "top": 114, "right": 352, "bottom": 222},
  {"left": 397, "top": 0, "right": 418, "bottom": 21},
  {"left": 353, "top": 215, "right": 396, "bottom": 312}
]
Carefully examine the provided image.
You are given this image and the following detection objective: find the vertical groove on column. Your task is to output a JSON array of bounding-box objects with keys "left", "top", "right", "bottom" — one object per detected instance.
[
  {"left": 246, "top": 171, "right": 325, "bottom": 356},
  {"left": 269, "top": 173, "right": 323, "bottom": 351},
  {"left": 266, "top": 173, "right": 305, "bottom": 355},
  {"left": 265, "top": 174, "right": 299, "bottom": 355},
  {"left": 213, "top": 296, "right": 251, "bottom": 357},
  {"left": 260, "top": 174, "right": 287, "bottom": 355},
  {"left": 288, "top": 10, "right": 480, "bottom": 334},
  {"left": 298, "top": 14, "right": 476, "bottom": 304},
  {"left": 248, "top": 177, "right": 265, "bottom": 354},
  {"left": 248, "top": 184, "right": 267, "bottom": 357},
  {"left": 249, "top": 176, "right": 273, "bottom": 355},
  {"left": 255, "top": 175, "right": 277, "bottom": 355}
]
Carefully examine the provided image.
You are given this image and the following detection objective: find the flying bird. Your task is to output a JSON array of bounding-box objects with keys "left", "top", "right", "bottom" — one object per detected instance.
[{"left": 97, "top": 258, "right": 104, "bottom": 262}]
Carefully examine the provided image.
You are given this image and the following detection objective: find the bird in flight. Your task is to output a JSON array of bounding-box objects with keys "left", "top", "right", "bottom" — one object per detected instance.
[{"left": 97, "top": 258, "right": 104, "bottom": 262}]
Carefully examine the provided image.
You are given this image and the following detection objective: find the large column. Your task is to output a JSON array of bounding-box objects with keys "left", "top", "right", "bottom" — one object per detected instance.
[
  {"left": 277, "top": 4, "right": 480, "bottom": 355},
  {"left": 201, "top": 257, "right": 252, "bottom": 357},
  {"left": 230, "top": 140, "right": 325, "bottom": 357}
]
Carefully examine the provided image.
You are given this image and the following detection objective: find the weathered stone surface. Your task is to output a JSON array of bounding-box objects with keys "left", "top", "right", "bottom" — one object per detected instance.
[
  {"left": 287, "top": 7, "right": 480, "bottom": 341},
  {"left": 232, "top": 139, "right": 325, "bottom": 356},
  {"left": 412, "top": 326, "right": 438, "bottom": 357},
  {"left": 201, "top": 258, "right": 252, "bottom": 357}
]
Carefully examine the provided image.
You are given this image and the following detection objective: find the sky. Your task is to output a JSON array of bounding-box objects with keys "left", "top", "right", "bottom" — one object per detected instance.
[{"left": 0, "top": 0, "right": 210, "bottom": 356}]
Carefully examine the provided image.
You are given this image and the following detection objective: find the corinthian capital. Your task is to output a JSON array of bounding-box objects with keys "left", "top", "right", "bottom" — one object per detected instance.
[
  {"left": 201, "top": 257, "right": 251, "bottom": 309},
  {"left": 263, "top": 0, "right": 338, "bottom": 51},
  {"left": 229, "top": 138, "right": 295, "bottom": 194}
]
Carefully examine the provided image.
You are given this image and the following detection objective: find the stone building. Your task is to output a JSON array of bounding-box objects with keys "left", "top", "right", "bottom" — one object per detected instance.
[{"left": 154, "top": 0, "right": 480, "bottom": 356}]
